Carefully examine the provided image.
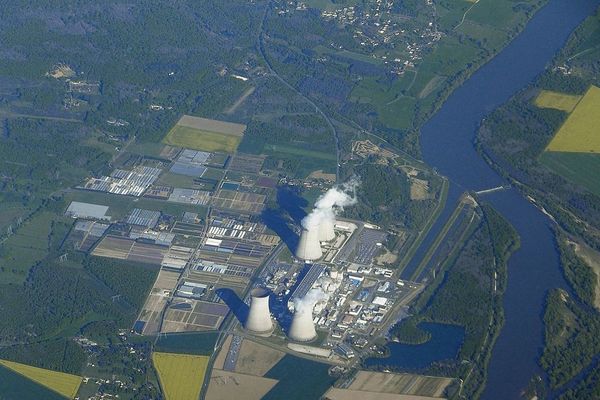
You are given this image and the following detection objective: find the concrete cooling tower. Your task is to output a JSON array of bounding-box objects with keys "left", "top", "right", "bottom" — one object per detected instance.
[
  {"left": 296, "top": 227, "right": 323, "bottom": 261},
  {"left": 245, "top": 287, "right": 273, "bottom": 335},
  {"left": 318, "top": 218, "right": 335, "bottom": 242},
  {"left": 288, "top": 306, "right": 317, "bottom": 342}
]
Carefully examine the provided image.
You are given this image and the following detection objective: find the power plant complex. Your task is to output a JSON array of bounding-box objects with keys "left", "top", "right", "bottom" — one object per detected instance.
[{"left": 223, "top": 179, "right": 416, "bottom": 365}]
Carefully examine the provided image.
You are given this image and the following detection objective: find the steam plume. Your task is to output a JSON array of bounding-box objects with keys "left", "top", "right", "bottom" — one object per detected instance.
[
  {"left": 294, "top": 288, "right": 327, "bottom": 314},
  {"left": 301, "top": 178, "right": 359, "bottom": 230}
]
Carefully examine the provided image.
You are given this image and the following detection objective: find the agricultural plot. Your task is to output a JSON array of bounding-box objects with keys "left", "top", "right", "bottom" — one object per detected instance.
[
  {"left": 65, "top": 220, "right": 110, "bottom": 252},
  {"left": 0, "top": 364, "right": 67, "bottom": 400},
  {"left": 545, "top": 85, "right": 600, "bottom": 153},
  {"left": 234, "top": 340, "right": 285, "bottom": 377},
  {"left": 534, "top": 90, "right": 582, "bottom": 112},
  {"left": 323, "top": 388, "right": 444, "bottom": 400},
  {"left": 211, "top": 189, "right": 266, "bottom": 214},
  {"left": 152, "top": 352, "right": 209, "bottom": 400},
  {"left": 162, "top": 299, "right": 229, "bottom": 333},
  {"left": 348, "top": 371, "right": 452, "bottom": 398},
  {"left": 539, "top": 152, "right": 600, "bottom": 196},
  {"left": 228, "top": 153, "right": 265, "bottom": 174},
  {"left": 92, "top": 236, "right": 168, "bottom": 265},
  {"left": 206, "top": 370, "right": 278, "bottom": 400},
  {"left": 0, "top": 359, "right": 82, "bottom": 399},
  {"left": 135, "top": 270, "right": 181, "bottom": 335},
  {"left": 261, "top": 355, "right": 336, "bottom": 400},
  {"left": 155, "top": 332, "right": 220, "bottom": 356},
  {"left": 264, "top": 143, "right": 336, "bottom": 160},
  {"left": 163, "top": 115, "right": 246, "bottom": 153}
]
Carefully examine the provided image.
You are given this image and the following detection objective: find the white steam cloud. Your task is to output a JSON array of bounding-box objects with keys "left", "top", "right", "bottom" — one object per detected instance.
[
  {"left": 294, "top": 288, "right": 327, "bottom": 314},
  {"left": 301, "top": 178, "right": 359, "bottom": 230}
]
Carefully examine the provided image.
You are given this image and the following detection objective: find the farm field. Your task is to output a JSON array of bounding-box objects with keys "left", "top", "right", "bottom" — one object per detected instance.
[
  {"left": 0, "top": 364, "right": 67, "bottom": 400},
  {"left": 0, "top": 359, "right": 82, "bottom": 399},
  {"left": 261, "top": 355, "right": 336, "bottom": 400},
  {"left": 534, "top": 90, "right": 582, "bottom": 112},
  {"left": 323, "top": 388, "right": 444, "bottom": 400},
  {"left": 545, "top": 85, "right": 600, "bottom": 153},
  {"left": 163, "top": 115, "right": 246, "bottom": 153},
  {"left": 152, "top": 352, "right": 209, "bottom": 400},
  {"left": 155, "top": 332, "right": 220, "bottom": 356},
  {"left": 539, "top": 152, "right": 600, "bottom": 197},
  {"left": 234, "top": 339, "right": 285, "bottom": 377},
  {"left": 349, "top": 371, "right": 452, "bottom": 398},
  {"left": 63, "top": 190, "right": 207, "bottom": 220},
  {"left": 206, "top": 369, "right": 278, "bottom": 400}
]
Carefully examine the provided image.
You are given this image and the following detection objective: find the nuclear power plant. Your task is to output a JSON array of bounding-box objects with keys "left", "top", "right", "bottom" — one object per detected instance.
[
  {"left": 245, "top": 287, "right": 273, "bottom": 336},
  {"left": 296, "top": 226, "right": 323, "bottom": 261},
  {"left": 288, "top": 303, "right": 317, "bottom": 342}
]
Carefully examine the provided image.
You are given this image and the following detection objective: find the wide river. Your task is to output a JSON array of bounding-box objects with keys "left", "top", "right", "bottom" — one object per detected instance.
[{"left": 417, "top": 0, "right": 600, "bottom": 398}]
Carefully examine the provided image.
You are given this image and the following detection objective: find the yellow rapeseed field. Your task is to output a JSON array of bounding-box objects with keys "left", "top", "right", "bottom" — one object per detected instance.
[
  {"left": 152, "top": 352, "right": 209, "bottom": 400},
  {"left": 163, "top": 125, "right": 242, "bottom": 153},
  {"left": 534, "top": 90, "right": 581, "bottom": 112},
  {"left": 546, "top": 85, "right": 600, "bottom": 153},
  {"left": 0, "top": 359, "right": 82, "bottom": 399}
]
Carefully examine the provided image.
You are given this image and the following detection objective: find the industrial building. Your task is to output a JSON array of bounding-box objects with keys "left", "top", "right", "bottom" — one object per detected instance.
[{"left": 65, "top": 201, "right": 110, "bottom": 220}]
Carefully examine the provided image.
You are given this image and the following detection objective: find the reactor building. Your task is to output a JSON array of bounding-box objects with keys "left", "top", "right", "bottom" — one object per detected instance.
[{"left": 245, "top": 287, "right": 274, "bottom": 336}]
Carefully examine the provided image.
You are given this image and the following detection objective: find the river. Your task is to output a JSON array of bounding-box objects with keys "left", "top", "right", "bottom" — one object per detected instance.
[{"left": 417, "top": 0, "right": 600, "bottom": 398}]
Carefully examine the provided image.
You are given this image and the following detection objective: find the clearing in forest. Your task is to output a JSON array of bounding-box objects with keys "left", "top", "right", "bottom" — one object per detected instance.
[{"left": 0, "top": 359, "right": 82, "bottom": 399}]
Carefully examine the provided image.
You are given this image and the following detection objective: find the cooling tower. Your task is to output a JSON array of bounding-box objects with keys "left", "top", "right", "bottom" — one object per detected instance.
[
  {"left": 318, "top": 217, "right": 335, "bottom": 242},
  {"left": 245, "top": 287, "right": 273, "bottom": 335},
  {"left": 296, "top": 227, "right": 323, "bottom": 261},
  {"left": 288, "top": 307, "right": 317, "bottom": 342}
]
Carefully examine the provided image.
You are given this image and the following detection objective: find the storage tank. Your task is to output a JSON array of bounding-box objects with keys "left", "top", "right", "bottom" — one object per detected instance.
[{"left": 245, "top": 287, "right": 273, "bottom": 335}]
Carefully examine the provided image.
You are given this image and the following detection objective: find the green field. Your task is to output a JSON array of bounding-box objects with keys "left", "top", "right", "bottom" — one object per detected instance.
[
  {"left": 534, "top": 90, "right": 582, "bottom": 112},
  {"left": 163, "top": 125, "right": 242, "bottom": 153},
  {"left": 539, "top": 152, "right": 600, "bottom": 196},
  {"left": 0, "top": 359, "right": 82, "bottom": 399},
  {"left": 152, "top": 352, "right": 209, "bottom": 400},
  {"left": 264, "top": 144, "right": 337, "bottom": 160},
  {"left": 546, "top": 85, "right": 600, "bottom": 153}
]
